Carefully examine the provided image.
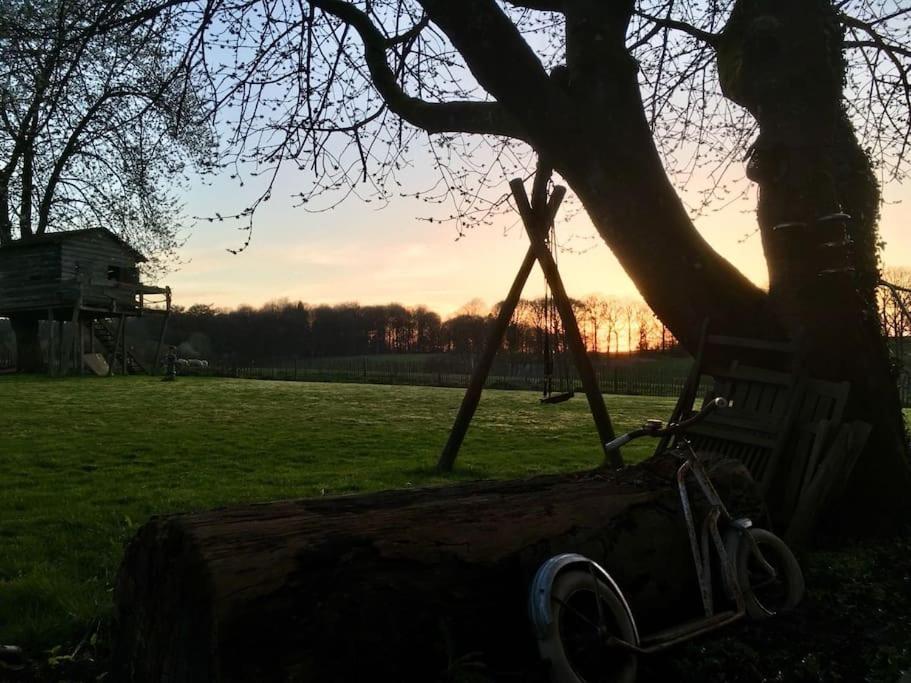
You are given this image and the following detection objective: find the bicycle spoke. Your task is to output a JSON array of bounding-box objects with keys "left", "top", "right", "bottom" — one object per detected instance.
[
  {"left": 553, "top": 596, "right": 601, "bottom": 632},
  {"left": 588, "top": 564, "right": 608, "bottom": 631},
  {"left": 750, "top": 577, "right": 778, "bottom": 590}
]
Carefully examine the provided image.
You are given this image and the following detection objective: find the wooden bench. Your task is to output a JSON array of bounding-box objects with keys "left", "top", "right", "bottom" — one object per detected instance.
[
  {"left": 654, "top": 330, "right": 804, "bottom": 494},
  {"left": 653, "top": 328, "right": 868, "bottom": 537},
  {"left": 679, "top": 362, "right": 806, "bottom": 493}
]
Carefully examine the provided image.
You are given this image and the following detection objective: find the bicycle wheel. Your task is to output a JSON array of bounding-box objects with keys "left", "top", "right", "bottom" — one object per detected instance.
[
  {"left": 537, "top": 569, "right": 638, "bottom": 683},
  {"left": 726, "top": 527, "right": 805, "bottom": 619}
]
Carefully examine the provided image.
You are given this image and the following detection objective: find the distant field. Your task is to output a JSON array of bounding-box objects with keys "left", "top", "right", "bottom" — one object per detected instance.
[
  {"left": 0, "top": 375, "right": 674, "bottom": 654},
  {"left": 229, "top": 350, "right": 703, "bottom": 400}
]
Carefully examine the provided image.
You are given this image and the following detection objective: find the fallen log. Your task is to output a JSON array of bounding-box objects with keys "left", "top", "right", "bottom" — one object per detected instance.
[{"left": 112, "top": 455, "right": 765, "bottom": 682}]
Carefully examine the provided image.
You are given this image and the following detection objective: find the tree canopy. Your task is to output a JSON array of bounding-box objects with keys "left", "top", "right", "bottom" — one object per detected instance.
[
  {"left": 165, "top": 1, "right": 909, "bottom": 245},
  {"left": 0, "top": 0, "right": 215, "bottom": 267}
]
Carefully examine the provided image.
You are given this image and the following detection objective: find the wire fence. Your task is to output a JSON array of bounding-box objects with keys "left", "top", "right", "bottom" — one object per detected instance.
[
  {"left": 1, "top": 343, "right": 908, "bottom": 406},
  {"left": 211, "top": 355, "right": 911, "bottom": 406},
  {"left": 224, "top": 357, "right": 695, "bottom": 397}
]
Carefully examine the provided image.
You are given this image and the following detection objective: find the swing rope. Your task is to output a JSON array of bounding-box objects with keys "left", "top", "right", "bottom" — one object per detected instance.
[{"left": 540, "top": 216, "right": 574, "bottom": 403}]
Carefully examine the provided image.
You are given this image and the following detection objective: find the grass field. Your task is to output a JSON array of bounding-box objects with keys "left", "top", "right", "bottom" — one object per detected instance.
[
  {"left": 1, "top": 375, "right": 909, "bottom": 681},
  {"left": 0, "top": 375, "right": 674, "bottom": 655}
]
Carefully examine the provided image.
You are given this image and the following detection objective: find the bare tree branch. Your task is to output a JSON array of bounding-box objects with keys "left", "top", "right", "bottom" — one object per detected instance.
[
  {"left": 843, "top": 38, "right": 911, "bottom": 60},
  {"left": 415, "top": 0, "right": 570, "bottom": 137},
  {"left": 502, "top": 0, "right": 564, "bottom": 11},
  {"left": 633, "top": 9, "right": 719, "bottom": 47},
  {"left": 311, "top": 0, "right": 528, "bottom": 139}
]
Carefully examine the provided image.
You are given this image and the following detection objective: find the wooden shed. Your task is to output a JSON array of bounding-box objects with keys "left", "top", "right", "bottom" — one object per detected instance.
[{"left": 0, "top": 228, "right": 171, "bottom": 375}]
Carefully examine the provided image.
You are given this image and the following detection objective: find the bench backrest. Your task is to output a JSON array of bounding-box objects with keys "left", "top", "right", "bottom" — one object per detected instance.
[{"left": 668, "top": 363, "right": 805, "bottom": 491}]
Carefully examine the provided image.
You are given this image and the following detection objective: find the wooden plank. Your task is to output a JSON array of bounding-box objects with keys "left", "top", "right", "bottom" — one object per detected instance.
[
  {"left": 78, "top": 319, "right": 85, "bottom": 376},
  {"left": 700, "top": 412, "right": 781, "bottom": 433},
  {"left": 712, "top": 363, "right": 794, "bottom": 386},
  {"left": 121, "top": 315, "right": 127, "bottom": 376},
  {"left": 802, "top": 419, "right": 833, "bottom": 487},
  {"left": 760, "top": 372, "right": 809, "bottom": 491},
  {"left": 786, "top": 421, "right": 871, "bottom": 546},
  {"left": 686, "top": 423, "right": 778, "bottom": 448},
  {"left": 779, "top": 420, "right": 830, "bottom": 519},
  {"left": 58, "top": 320, "right": 65, "bottom": 374},
  {"left": 705, "top": 334, "right": 796, "bottom": 353},
  {"left": 802, "top": 379, "right": 851, "bottom": 423},
  {"left": 47, "top": 308, "right": 55, "bottom": 376}
]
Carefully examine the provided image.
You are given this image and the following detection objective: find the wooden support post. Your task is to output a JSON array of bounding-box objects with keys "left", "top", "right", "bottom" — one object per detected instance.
[
  {"left": 72, "top": 289, "right": 83, "bottom": 376},
  {"left": 79, "top": 320, "right": 85, "bottom": 376},
  {"left": 58, "top": 320, "right": 65, "bottom": 375},
  {"left": 656, "top": 318, "right": 709, "bottom": 456},
  {"left": 152, "top": 288, "right": 171, "bottom": 375},
  {"left": 108, "top": 316, "right": 124, "bottom": 376},
  {"left": 437, "top": 190, "right": 566, "bottom": 472},
  {"left": 47, "top": 309, "right": 55, "bottom": 377},
  {"left": 511, "top": 178, "right": 621, "bottom": 467},
  {"left": 121, "top": 314, "right": 128, "bottom": 376}
]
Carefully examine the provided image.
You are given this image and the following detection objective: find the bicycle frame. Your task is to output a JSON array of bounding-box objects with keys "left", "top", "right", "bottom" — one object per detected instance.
[
  {"left": 530, "top": 398, "right": 785, "bottom": 660},
  {"left": 604, "top": 444, "right": 775, "bottom": 655},
  {"left": 674, "top": 439, "right": 746, "bottom": 618}
]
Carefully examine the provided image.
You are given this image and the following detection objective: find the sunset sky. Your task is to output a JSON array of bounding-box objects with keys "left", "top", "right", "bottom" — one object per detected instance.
[{"left": 168, "top": 158, "right": 911, "bottom": 319}]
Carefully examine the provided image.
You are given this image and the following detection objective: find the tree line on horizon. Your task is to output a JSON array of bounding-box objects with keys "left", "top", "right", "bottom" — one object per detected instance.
[
  {"left": 148, "top": 294, "right": 681, "bottom": 364},
  {"left": 1, "top": 271, "right": 907, "bottom": 367},
  {"left": 116, "top": 266, "right": 911, "bottom": 366}
]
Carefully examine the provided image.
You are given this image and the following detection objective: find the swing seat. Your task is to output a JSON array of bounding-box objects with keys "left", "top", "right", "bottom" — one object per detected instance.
[{"left": 540, "top": 391, "right": 574, "bottom": 405}]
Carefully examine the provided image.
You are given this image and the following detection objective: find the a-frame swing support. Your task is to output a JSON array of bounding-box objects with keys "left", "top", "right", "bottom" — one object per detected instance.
[{"left": 437, "top": 174, "right": 621, "bottom": 472}]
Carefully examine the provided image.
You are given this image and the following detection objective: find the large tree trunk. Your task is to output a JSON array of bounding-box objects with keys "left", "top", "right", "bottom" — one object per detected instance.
[
  {"left": 10, "top": 314, "right": 43, "bottom": 373},
  {"left": 523, "top": 0, "right": 911, "bottom": 530},
  {"left": 112, "top": 455, "right": 764, "bottom": 682},
  {"left": 215, "top": 0, "right": 906, "bottom": 541},
  {"left": 715, "top": 0, "right": 911, "bottom": 530}
]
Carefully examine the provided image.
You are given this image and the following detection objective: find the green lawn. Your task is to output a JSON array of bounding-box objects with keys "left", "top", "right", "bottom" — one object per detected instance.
[
  {"left": 0, "top": 375, "right": 673, "bottom": 654},
  {"left": 1, "top": 376, "right": 909, "bottom": 682}
]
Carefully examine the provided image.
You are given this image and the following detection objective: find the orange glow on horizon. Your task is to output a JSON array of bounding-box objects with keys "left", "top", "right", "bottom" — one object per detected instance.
[{"left": 167, "top": 170, "right": 910, "bottom": 322}]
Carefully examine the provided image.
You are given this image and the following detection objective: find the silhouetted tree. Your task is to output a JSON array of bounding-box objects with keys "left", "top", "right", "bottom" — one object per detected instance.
[{"left": 104, "top": 0, "right": 911, "bottom": 525}]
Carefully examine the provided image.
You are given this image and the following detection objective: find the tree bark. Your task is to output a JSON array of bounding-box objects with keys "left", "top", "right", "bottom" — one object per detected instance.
[
  {"left": 716, "top": 0, "right": 911, "bottom": 530},
  {"left": 543, "top": 15, "right": 779, "bottom": 353},
  {"left": 112, "top": 455, "right": 765, "bottom": 682},
  {"left": 10, "top": 314, "right": 43, "bottom": 373}
]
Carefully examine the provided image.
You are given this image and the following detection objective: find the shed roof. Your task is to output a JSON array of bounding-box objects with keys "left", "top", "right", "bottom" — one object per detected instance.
[{"left": 0, "top": 228, "right": 148, "bottom": 263}]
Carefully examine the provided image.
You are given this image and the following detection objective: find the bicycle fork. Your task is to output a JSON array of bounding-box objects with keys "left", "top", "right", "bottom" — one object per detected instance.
[{"left": 677, "top": 459, "right": 772, "bottom": 618}]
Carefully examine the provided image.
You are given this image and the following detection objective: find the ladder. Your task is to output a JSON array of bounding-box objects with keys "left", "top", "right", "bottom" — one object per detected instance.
[{"left": 92, "top": 320, "right": 146, "bottom": 374}]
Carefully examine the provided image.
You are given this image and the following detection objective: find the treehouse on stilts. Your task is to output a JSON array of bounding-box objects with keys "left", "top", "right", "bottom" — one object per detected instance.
[{"left": 0, "top": 228, "right": 171, "bottom": 376}]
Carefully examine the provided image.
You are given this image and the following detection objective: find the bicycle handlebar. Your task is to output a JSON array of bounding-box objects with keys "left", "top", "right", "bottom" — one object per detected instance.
[{"left": 604, "top": 397, "right": 730, "bottom": 453}]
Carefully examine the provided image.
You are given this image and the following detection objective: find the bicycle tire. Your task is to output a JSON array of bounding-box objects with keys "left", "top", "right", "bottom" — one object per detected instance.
[
  {"left": 725, "top": 527, "right": 805, "bottom": 619},
  {"left": 537, "top": 569, "right": 638, "bottom": 683}
]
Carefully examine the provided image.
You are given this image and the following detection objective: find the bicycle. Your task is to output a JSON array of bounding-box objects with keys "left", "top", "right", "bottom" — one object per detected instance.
[{"left": 528, "top": 397, "right": 805, "bottom": 683}]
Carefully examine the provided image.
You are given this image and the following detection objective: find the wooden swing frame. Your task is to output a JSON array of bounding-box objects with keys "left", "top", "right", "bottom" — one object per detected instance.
[{"left": 436, "top": 167, "right": 620, "bottom": 472}]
